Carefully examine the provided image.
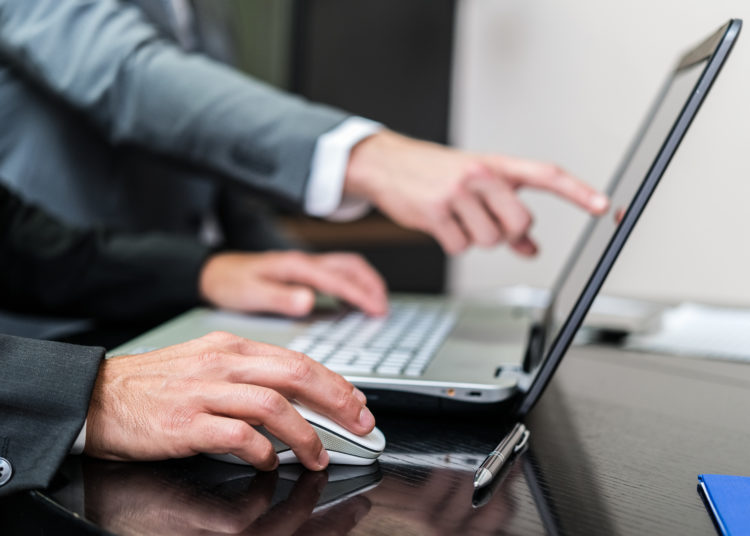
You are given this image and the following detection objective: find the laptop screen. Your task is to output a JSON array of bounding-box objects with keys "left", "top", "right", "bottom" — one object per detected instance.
[
  {"left": 517, "top": 20, "right": 741, "bottom": 416},
  {"left": 548, "top": 61, "right": 706, "bottom": 351}
]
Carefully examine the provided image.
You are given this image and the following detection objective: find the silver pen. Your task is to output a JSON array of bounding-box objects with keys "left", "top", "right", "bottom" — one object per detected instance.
[{"left": 473, "top": 422, "right": 530, "bottom": 489}]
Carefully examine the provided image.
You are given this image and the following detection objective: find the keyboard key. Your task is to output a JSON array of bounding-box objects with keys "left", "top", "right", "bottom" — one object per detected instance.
[
  {"left": 288, "top": 301, "right": 457, "bottom": 379},
  {"left": 375, "top": 365, "right": 403, "bottom": 375},
  {"left": 327, "top": 363, "right": 376, "bottom": 375},
  {"left": 404, "top": 365, "right": 425, "bottom": 376}
]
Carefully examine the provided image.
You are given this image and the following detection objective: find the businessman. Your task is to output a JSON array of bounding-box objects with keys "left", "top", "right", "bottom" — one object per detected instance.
[
  {"left": 0, "top": 183, "right": 383, "bottom": 497},
  {"left": 0, "top": 0, "right": 608, "bottom": 257}
]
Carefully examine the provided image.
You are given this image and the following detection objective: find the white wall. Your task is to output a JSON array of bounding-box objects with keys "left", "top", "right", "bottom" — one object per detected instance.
[{"left": 448, "top": 1, "right": 750, "bottom": 306}]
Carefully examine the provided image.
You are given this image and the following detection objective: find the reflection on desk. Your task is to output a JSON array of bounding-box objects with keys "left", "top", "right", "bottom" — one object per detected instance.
[
  {"left": 47, "top": 416, "right": 542, "bottom": 535},
  {"left": 42, "top": 392, "right": 612, "bottom": 536},
  {"left": 11, "top": 345, "right": 750, "bottom": 535}
]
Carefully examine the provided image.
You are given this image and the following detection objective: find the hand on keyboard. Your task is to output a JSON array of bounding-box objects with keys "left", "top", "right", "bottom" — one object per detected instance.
[{"left": 199, "top": 251, "right": 388, "bottom": 317}]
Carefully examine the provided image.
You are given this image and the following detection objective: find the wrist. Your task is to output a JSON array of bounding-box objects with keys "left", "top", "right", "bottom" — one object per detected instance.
[{"left": 344, "top": 129, "right": 405, "bottom": 203}]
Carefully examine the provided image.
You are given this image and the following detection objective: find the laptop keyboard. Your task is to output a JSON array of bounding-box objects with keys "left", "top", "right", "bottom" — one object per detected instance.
[{"left": 287, "top": 302, "right": 458, "bottom": 377}]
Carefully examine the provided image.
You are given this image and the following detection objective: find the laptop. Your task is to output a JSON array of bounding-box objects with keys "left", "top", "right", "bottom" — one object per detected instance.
[{"left": 110, "top": 20, "right": 741, "bottom": 415}]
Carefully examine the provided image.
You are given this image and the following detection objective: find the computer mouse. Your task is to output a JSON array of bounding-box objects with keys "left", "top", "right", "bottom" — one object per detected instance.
[{"left": 206, "top": 401, "right": 386, "bottom": 466}]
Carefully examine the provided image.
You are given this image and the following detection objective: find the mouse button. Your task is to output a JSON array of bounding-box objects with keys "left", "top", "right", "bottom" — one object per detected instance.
[
  {"left": 291, "top": 402, "right": 340, "bottom": 429},
  {"left": 312, "top": 425, "right": 383, "bottom": 459},
  {"left": 366, "top": 427, "right": 387, "bottom": 451},
  {"left": 327, "top": 451, "right": 379, "bottom": 465}
]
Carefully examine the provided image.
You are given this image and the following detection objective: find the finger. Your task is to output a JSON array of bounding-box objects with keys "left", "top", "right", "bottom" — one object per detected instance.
[
  {"left": 510, "top": 234, "right": 539, "bottom": 257},
  {"left": 198, "top": 384, "right": 329, "bottom": 471},
  {"left": 210, "top": 351, "right": 374, "bottom": 436},
  {"left": 245, "top": 280, "right": 316, "bottom": 317},
  {"left": 451, "top": 193, "right": 504, "bottom": 247},
  {"left": 483, "top": 155, "right": 609, "bottom": 214},
  {"left": 275, "top": 255, "right": 387, "bottom": 317},
  {"left": 250, "top": 470, "right": 327, "bottom": 535},
  {"left": 188, "top": 413, "right": 279, "bottom": 471},
  {"left": 432, "top": 215, "right": 470, "bottom": 255},
  {"left": 470, "top": 176, "right": 534, "bottom": 243},
  {"left": 320, "top": 254, "right": 389, "bottom": 309}
]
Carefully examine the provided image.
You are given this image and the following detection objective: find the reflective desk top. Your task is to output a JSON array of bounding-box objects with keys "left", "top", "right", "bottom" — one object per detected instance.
[{"left": 6, "top": 344, "right": 750, "bottom": 535}]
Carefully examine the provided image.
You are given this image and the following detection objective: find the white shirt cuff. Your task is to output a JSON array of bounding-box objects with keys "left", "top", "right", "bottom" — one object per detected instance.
[
  {"left": 304, "top": 117, "right": 383, "bottom": 221},
  {"left": 70, "top": 419, "right": 87, "bottom": 455}
]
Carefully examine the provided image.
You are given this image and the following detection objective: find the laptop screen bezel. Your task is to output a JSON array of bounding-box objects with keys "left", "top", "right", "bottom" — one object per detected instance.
[{"left": 515, "top": 19, "right": 742, "bottom": 417}]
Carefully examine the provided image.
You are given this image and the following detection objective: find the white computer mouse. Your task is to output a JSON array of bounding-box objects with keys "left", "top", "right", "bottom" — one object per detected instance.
[{"left": 206, "top": 401, "right": 386, "bottom": 466}]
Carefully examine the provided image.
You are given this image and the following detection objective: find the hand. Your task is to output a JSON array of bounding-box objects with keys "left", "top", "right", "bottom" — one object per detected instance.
[
  {"left": 84, "top": 331, "right": 376, "bottom": 471},
  {"left": 199, "top": 250, "right": 388, "bottom": 317},
  {"left": 345, "top": 130, "right": 610, "bottom": 255}
]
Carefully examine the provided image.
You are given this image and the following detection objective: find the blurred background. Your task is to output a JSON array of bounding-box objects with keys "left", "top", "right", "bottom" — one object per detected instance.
[{"left": 210, "top": 0, "right": 750, "bottom": 306}]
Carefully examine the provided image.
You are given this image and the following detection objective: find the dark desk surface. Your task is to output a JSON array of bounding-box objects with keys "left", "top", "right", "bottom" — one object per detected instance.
[{"left": 7, "top": 345, "right": 750, "bottom": 535}]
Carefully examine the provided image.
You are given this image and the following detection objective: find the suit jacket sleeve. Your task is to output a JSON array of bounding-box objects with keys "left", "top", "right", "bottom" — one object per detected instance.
[
  {"left": 0, "top": 0, "right": 349, "bottom": 209},
  {"left": 0, "top": 184, "right": 211, "bottom": 320},
  {"left": 0, "top": 335, "right": 103, "bottom": 497}
]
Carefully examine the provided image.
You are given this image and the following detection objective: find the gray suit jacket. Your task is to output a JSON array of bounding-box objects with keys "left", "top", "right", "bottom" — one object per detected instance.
[
  {"left": 0, "top": 336, "right": 103, "bottom": 497},
  {"left": 0, "top": 0, "right": 348, "bottom": 243}
]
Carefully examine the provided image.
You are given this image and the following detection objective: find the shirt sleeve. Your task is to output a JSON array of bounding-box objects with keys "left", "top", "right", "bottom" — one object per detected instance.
[
  {"left": 304, "top": 117, "right": 383, "bottom": 220},
  {"left": 70, "top": 421, "right": 87, "bottom": 456}
]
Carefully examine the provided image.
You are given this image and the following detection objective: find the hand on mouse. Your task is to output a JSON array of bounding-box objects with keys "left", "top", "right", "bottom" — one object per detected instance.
[
  {"left": 84, "top": 331, "right": 376, "bottom": 471},
  {"left": 199, "top": 250, "right": 388, "bottom": 317}
]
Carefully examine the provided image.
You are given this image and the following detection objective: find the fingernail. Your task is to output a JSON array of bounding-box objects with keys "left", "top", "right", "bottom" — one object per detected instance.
[
  {"left": 591, "top": 193, "right": 609, "bottom": 212},
  {"left": 317, "top": 448, "right": 330, "bottom": 469},
  {"left": 359, "top": 406, "right": 375, "bottom": 429},
  {"left": 353, "top": 387, "right": 367, "bottom": 404}
]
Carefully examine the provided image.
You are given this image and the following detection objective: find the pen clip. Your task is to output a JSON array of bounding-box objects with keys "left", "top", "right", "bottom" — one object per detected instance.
[{"left": 513, "top": 429, "right": 530, "bottom": 453}]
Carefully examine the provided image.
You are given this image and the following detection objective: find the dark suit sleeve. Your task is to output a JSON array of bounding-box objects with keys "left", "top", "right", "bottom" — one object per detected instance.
[
  {"left": 0, "top": 0, "right": 349, "bottom": 209},
  {"left": 0, "top": 335, "right": 103, "bottom": 497},
  {"left": 0, "top": 184, "right": 211, "bottom": 320}
]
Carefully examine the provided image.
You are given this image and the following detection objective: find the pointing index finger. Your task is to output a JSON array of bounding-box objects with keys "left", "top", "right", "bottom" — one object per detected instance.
[{"left": 483, "top": 155, "right": 609, "bottom": 215}]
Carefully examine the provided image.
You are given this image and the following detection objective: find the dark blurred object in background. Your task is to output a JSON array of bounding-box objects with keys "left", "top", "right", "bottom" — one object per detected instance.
[{"left": 218, "top": 0, "right": 457, "bottom": 293}]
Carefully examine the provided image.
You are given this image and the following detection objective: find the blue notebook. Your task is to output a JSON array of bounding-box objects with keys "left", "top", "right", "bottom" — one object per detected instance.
[{"left": 699, "top": 474, "right": 750, "bottom": 535}]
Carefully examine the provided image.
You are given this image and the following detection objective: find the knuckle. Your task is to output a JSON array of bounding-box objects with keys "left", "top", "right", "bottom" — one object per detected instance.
[
  {"left": 449, "top": 179, "right": 470, "bottom": 200},
  {"left": 255, "top": 389, "right": 287, "bottom": 418},
  {"left": 254, "top": 440, "right": 277, "bottom": 466},
  {"left": 203, "top": 331, "right": 238, "bottom": 345},
  {"left": 286, "top": 353, "right": 315, "bottom": 386},
  {"left": 299, "top": 426, "right": 321, "bottom": 451},
  {"left": 221, "top": 421, "right": 252, "bottom": 448},
  {"left": 332, "top": 387, "right": 354, "bottom": 414},
  {"left": 429, "top": 201, "right": 452, "bottom": 224}
]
